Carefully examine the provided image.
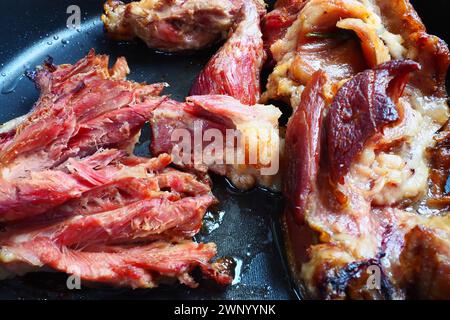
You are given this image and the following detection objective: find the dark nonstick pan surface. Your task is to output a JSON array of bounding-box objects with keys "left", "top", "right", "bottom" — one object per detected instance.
[{"left": 0, "top": 0, "right": 448, "bottom": 300}]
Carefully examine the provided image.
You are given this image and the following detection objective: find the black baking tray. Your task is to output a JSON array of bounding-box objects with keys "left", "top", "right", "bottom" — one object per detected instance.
[{"left": 0, "top": 0, "right": 448, "bottom": 300}]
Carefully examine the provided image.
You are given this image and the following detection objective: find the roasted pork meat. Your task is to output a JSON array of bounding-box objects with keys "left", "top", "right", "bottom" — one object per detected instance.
[
  {"left": 189, "top": 1, "right": 265, "bottom": 105},
  {"left": 262, "top": 0, "right": 449, "bottom": 111},
  {"left": 0, "top": 239, "right": 231, "bottom": 288},
  {"left": 283, "top": 60, "right": 450, "bottom": 299},
  {"left": 0, "top": 154, "right": 227, "bottom": 288},
  {"left": 0, "top": 50, "right": 165, "bottom": 178},
  {"left": 102, "top": 0, "right": 242, "bottom": 52},
  {"left": 0, "top": 52, "right": 233, "bottom": 289},
  {"left": 0, "top": 152, "right": 230, "bottom": 288},
  {"left": 276, "top": 0, "right": 450, "bottom": 300},
  {"left": 149, "top": 94, "right": 282, "bottom": 190},
  {"left": 261, "top": 0, "right": 306, "bottom": 66},
  {"left": 0, "top": 50, "right": 166, "bottom": 222}
]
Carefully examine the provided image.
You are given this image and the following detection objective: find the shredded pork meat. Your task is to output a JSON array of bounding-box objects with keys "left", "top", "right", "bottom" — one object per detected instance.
[{"left": 0, "top": 52, "right": 233, "bottom": 288}]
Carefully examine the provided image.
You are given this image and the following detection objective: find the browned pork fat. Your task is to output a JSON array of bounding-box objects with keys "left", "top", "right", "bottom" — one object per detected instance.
[{"left": 326, "top": 60, "right": 420, "bottom": 184}]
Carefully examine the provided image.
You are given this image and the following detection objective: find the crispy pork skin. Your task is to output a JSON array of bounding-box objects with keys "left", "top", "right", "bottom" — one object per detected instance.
[
  {"left": 102, "top": 0, "right": 241, "bottom": 52},
  {"left": 189, "top": 1, "right": 265, "bottom": 105},
  {"left": 149, "top": 94, "right": 282, "bottom": 190}
]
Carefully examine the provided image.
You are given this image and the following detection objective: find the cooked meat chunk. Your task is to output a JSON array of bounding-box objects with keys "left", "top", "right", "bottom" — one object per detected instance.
[
  {"left": 102, "top": 0, "right": 241, "bottom": 52},
  {"left": 189, "top": 1, "right": 265, "bottom": 105},
  {"left": 262, "top": 0, "right": 449, "bottom": 110},
  {"left": 0, "top": 50, "right": 165, "bottom": 179},
  {"left": 0, "top": 238, "right": 231, "bottom": 288},
  {"left": 0, "top": 51, "right": 232, "bottom": 289},
  {"left": 149, "top": 94, "right": 282, "bottom": 190},
  {"left": 326, "top": 60, "right": 419, "bottom": 184},
  {"left": 283, "top": 60, "right": 450, "bottom": 299},
  {"left": 0, "top": 51, "right": 167, "bottom": 222}
]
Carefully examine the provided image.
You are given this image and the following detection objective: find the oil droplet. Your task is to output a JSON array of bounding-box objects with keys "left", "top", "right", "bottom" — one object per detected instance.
[
  {"left": 53, "top": 35, "right": 59, "bottom": 40},
  {"left": 232, "top": 257, "right": 243, "bottom": 285},
  {"left": 1, "top": 73, "right": 6, "bottom": 77},
  {"left": 47, "top": 41, "right": 52, "bottom": 45},
  {"left": 61, "top": 39, "right": 69, "bottom": 45}
]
